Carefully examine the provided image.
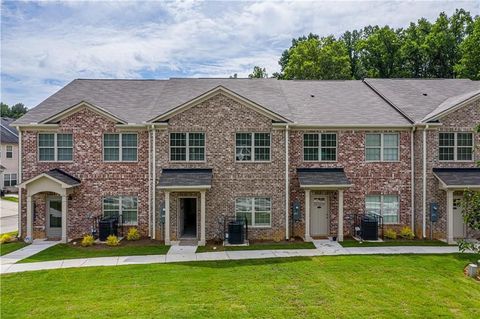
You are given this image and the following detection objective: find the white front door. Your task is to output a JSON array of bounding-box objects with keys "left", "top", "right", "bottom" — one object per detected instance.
[
  {"left": 310, "top": 195, "right": 329, "bottom": 236},
  {"left": 453, "top": 196, "right": 466, "bottom": 239},
  {"left": 46, "top": 197, "right": 62, "bottom": 238}
]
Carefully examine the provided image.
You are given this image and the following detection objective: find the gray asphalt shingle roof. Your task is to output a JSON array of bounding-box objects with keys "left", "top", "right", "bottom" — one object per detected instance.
[
  {"left": 297, "top": 168, "right": 351, "bottom": 187},
  {"left": 158, "top": 169, "right": 213, "bottom": 188},
  {"left": 1, "top": 117, "right": 19, "bottom": 144},
  {"left": 433, "top": 168, "right": 480, "bottom": 187},
  {"left": 45, "top": 169, "right": 81, "bottom": 186}
]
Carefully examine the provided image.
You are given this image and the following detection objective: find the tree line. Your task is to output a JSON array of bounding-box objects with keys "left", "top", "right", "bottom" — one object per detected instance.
[
  {"left": 249, "top": 9, "right": 480, "bottom": 80},
  {"left": 1, "top": 102, "right": 28, "bottom": 119}
]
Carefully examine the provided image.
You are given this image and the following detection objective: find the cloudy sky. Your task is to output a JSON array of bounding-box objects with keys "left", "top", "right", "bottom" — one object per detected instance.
[{"left": 1, "top": 0, "right": 479, "bottom": 108}]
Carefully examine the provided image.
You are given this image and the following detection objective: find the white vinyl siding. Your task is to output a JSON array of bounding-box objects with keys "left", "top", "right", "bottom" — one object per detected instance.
[
  {"left": 102, "top": 196, "right": 138, "bottom": 225},
  {"left": 38, "top": 133, "right": 73, "bottom": 161},
  {"left": 365, "top": 133, "right": 399, "bottom": 161},
  {"left": 304, "top": 133, "right": 337, "bottom": 161},
  {"left": 235, "top": 133, "right": 271, "bottom": 162},
  {"left": 103, "top": 133, "right": 138, "bottom": 162},
  {"left": 365, "top": 195, "right": 399, "bottom": 224},
  {"left": 235, "top": 197, "right": 271, "bottom": 227},
  {"left": 170, "top": 132, "right": 205, "bottom": 162},
  {"left": 439, "top": 132, "right": 473, "bottom": 161}
]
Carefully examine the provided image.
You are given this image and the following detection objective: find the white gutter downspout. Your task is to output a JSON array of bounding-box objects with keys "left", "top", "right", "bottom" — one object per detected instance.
[
  {"left": 285, "top": 124, "right": 290, "bottom": 240},
  {"left": 148, "top": 127, "right": 152, "bottom": 238},
  {"left": 17, "top": 129, "right": 22, "bottom": 238},
  {"left": 152, "top": 126, "right": 157, "bottom": 240},
  {"left": 410, "top": 127, "right": 415, "bottom": 232},
  {"left": 422, "top": 125, "right": 429, "bottom": 239}
]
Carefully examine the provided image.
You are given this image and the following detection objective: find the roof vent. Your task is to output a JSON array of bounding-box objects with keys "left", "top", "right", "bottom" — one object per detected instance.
[
  {"left": 422, "top": 93, "right": 428, "bottom": 96},
  {"left": 310, "top": 94, "right": 315, "bottom": 98}
]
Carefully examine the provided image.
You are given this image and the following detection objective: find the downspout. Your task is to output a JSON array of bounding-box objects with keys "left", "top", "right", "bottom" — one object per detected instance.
[
  {"left": 17, "top": 129, "right": 22, "bottom": 238},
  {"left": 152, "top": 126, "right": 157, "bottom": 240},
  {"left": 285, "top": 124, "right": 290, "bottom": 240},
  {"left": 148, "top": 127, "right": 152, "bottom": 238},
  {"left": 422, "top": 125, "right": 429, "bottom": 239},
  {"left": 410, "top": 127, "right": 415, "bottom": 232}
]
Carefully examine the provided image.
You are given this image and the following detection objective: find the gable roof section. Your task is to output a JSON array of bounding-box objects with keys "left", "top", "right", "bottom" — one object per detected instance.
[
  {"left": 39, "top": 101, "right": 128, "bottom": 124},
  {"left": 19, "top": 169, "right": 81, "bottom": 188},
  {"left": 422, "top": 89, "right": 480, "bottom": 122},
  {"left": 1, "top": 117, "right": 19, "bottom": 144},
  {"left": 433, "top": 168, "right": 480, "bottom": 189},
  {"left": 158, "top": 168, "right": 212, "bottom": 189},
  {"left": 364, "top": 78, "right": 480, "bottom": 123}
]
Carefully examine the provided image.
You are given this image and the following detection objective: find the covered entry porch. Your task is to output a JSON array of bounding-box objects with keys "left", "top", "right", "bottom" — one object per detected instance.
[
  {"left": 19, "top": 169, "right": 81, "bottom": 243},
  {"left": 433, "top": 168, "right": 480, "bottom": 244},
  {"left": 298, "top": 168, "right": 352, "bottom": 242},
  {"left": 158, "top": 169, "right": 212, "bottom": 246}
]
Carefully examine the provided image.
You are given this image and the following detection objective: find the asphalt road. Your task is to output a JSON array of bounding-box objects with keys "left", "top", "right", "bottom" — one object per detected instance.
[{"left": 1, "top": 199, "right": 18, "bottom": 234}]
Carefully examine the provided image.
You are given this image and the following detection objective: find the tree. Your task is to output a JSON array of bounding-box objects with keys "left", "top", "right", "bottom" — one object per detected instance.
[
  {"left": 400, "top": 19, "right": 432, "bottom": 77},
  {"left": 278, "top": 33, "right": 320, "bottom": 79},
  {"left": 454, "top": 16, "right": 480, "bottom": 80},
  {"left": 248, "top": 66, "right": 268, "bottom": 78},
  {"left": 0, "top": 102, "right": 28, "bottom": 118},
  {"left": 229, "top": 73, "right": 238, "bottom": 79},
  {"left": 283, "top": 36, "right": 351, "bottom": 80},
  {"left": 340, "top": 29, "right": 366, "bottom": 79}
]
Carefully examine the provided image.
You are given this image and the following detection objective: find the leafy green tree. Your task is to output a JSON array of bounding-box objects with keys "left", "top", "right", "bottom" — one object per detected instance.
[
  {"left": 425, "top": 12, "right": 457, "bottom": 78},
  {"left": 0, "top": 102, "right": 28, "bottom": 118},
  {"left": 278, "top": 33, "right": 320, "bottom": 79},
  {"left": 400, "top": 19, "right": 432, "bottom": 77},
  {"left": 341, "top": 29, "right": 366, "bottom": 79},
  {"left": 356, "top": 26, "right": 403, "bottom": 78},
  {"left": 455, "top": 16, "right": 480, "bottom": 80},
  {"left": 248, "top": 66, "right": 268, "bottom": 78},
  {"left": 283, "top": 36, "right": 351, "bottom": 80}
]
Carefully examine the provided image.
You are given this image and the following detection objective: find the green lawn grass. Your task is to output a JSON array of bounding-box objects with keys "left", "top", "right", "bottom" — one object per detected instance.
[
  {"left": 19, "top": 242, "right": 170, "bottom": 263},
  {"left": 1, "top": 254, "right": 479, "bottom": 318},
  {"left": 196, "top": 241, "right": 316, "bottom": 253},
  {"left": 340, "top": 239, "right": 451, "bottom": 247},
  {"left": 0, "top": 241, "right": 28, "bottom": 256},
  {"left": 1, "top": 196, "right": 18, "bottom": 203}
]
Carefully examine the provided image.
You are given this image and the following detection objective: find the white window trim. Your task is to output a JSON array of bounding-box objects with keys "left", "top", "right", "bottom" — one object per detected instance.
[
  {"left": 365, "top": 194, "right": 400, "bottom": 225},
  {"left": 6, "top": 145, "right": 13, "bottom": 158},
  {"left": 439, "top": 132, "right": 474, "bottom": 162},
  {"left": 235, "top": 132, "right": 271, "bottom": 163},
  {"left": 103, "top": 133, "right": 138, "bottom": 162},
  {"left": 3, "top": 173, "right": 17, "bottom": 187},
  {"left": 365, "top": 133, "right": 400, "bottom": 162},
  {"left": 38, "top": 133, "right": 74, "bottom": 162},
  {"left": 303, "top": 133, "right": 338, "bottom": 162},
  {"left": 102, "top": 196, "right": 138, "bottom": 226},
  {"left": 235, "top": 197, "right": 272, "bottom": 228},
  {"left": 169, "top": 132, "right": 206, "bottom": 163}
]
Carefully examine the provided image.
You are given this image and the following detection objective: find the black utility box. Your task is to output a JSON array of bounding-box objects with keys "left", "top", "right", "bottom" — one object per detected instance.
[
  {"left": 361, "top": 215, "right": 378, "bottom": 240},
  {"left": 99, "top": 217, "right": 118, "bottom": 241},
  {"left": 228, "top": 221, "right": 245, "bottom": 244}
]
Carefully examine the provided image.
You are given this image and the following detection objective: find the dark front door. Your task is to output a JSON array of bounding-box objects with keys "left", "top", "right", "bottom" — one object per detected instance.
[{"left": 180, "top": 198, "right": 197, "bottom": 238}]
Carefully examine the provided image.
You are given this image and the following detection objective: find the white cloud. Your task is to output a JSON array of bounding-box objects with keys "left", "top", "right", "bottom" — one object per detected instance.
[{"left": 1, "top": 0, "right": 479, "bottom": 107}]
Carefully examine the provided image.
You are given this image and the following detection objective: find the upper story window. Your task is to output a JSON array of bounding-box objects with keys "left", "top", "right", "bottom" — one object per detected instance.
[
  {"left": 104, "top": 133, "right": 138, "bottom": 162},
  {"left": 235, "top": 133, "right": 270, "bottom": 162},
  {"left": 365, "top": 133, "right": 399, "bottom": 161},
  {"left": 6, "top": 145, "right": 13, "bottom": 158},
  {"left": 103, "top": 196, "right": 138, "bottom": 225},
  {"left": 304, "top": 133, "right": 337, "bottom": 161},
  {"left": 365, "top": 194, "right": 399, "bottom": 224},
  {"left": 38, "top": 133, "right": 73, "bottom": 162},
  {"left": 235, "top": 197, "right": 271, "bottom": 227},
  {"left": 3, "top": 173, "right": 17, "bottom": 187},
  {"left": 439, "top": 132, "right": 473, "bottom": 161},
  {"left": 170, "top": 132, "right": 205, "bottom": 162}
]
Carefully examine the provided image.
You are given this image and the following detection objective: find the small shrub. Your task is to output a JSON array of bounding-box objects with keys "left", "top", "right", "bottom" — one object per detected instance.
[
  {"left": 126, "top": 227, "right": 140, "bottom": 241},
  {"left": 106, "top": 235, "right": 119, "bottom": 246},
  {"left": 81, "top": 234, "right": 94, "bottom": 247},
  {"left": 399, "top": 226, "right": 415, "bottom": 240},
  {"left": 0, "top": 234, "right": 13, "bottom": 244},
  {"left": 384, "top": 228, "right": 397, "bottom": 240}
]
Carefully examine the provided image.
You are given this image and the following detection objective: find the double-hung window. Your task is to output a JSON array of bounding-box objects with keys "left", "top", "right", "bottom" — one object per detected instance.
[
  {"left": 102, "top": 196, "right": 138, "bottom": 225},
  {"left": 365, "top": 195, "right": 399, "bottom": 224},
  {"left": 3, "top": 173, "right": 17, "bottom": 187},
  {"left": 439, "top": 132, "right": 473, "bottom": 161},
  {"left": 304, "top": 133, "right": 337, "bottom": 161},
  {"left": 365, "top": 133, "right": 399, "bottom": 161},
  {"left": 235, "top": 133, "right": 270, "bottom": 162},
  {"left": 6, "top": 145, "right": 13, "bottom": 158},
  {"left": 38, "top": 133, "right": 73, "bottom": 161},
  {"left": 170, "top": 132, "right": 205, "bottom": 161},
  {"left": 103, "top": 133, "right": 138, "bottom": 162},
  {"left": 235, "top": 197, "right": 271, "bottom": 227}
]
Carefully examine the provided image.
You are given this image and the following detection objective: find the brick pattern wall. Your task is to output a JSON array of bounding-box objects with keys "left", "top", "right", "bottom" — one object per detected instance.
[
  {"left": 20, "top": 107, "right": 150, "bottom": 240},
  {"left": 155, "top": 93, "right": 287, "bottom": 242},
  {"left": 289, "top": 129, "right": 413, "bottom": 238},
  {"left": 414, "top": 99, "right": 480, "bottom": 239}
]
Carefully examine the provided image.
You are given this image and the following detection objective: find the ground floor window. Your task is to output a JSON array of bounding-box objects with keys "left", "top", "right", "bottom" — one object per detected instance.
[
  {"left": 235, "top": 197, "right": 271, "bottom": 227},
  {"left": 102, "top": 196, "right": 138, "bottom": 225},
  {"left": 3, "top": 173, "right": 17, "bottom": 187},
  {"left": 365, "top": 195, "right": 399, "bottom": 224}
]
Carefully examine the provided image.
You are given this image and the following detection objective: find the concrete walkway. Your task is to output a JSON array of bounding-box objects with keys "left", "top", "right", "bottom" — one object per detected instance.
[
  {"left": 1, "top": 239, "right": 60, "bottom": 266},
  {"left": 0, "top": 240, "right": 463, "bottom": 275}
]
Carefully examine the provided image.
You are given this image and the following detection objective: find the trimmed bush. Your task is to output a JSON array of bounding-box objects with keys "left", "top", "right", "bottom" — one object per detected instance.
[
  {"left": 384, "top": 228, "right": 397, "bottom": 240},
  {"left": 81, "top": 235, "right": 95, "bottom": 247},
  {"left": 126, "top": 227, "right": 140, "bottom": 241},
  {"left": 0, "top": 234, "right": 13, "bottom": 244},
  {"left": 106, "top": 235, "right": 120, "bottom": 246},
  {"left": 399, "top": 226, "right": 415, "bottom": 240}
]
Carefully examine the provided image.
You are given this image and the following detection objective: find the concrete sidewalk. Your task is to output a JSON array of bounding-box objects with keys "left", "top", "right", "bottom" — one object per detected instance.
[
  {"left": 0, "top": 240, "right": 463, "bottom": 275},
  {"left": 1, "top": 239, "right": 60, "bottom": 266}
]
